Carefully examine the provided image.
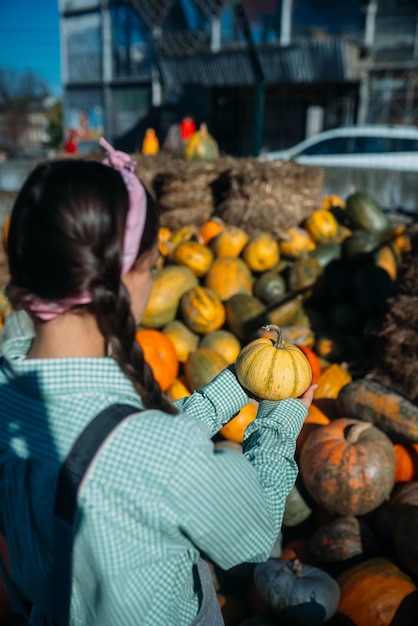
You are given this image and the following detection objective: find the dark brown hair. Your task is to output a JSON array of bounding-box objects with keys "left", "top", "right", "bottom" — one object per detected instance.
[{"left": 6, "top": 158, "right": 176, "bottom": 414}]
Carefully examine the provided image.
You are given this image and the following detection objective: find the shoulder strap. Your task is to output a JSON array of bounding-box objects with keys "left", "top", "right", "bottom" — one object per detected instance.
[{"left": 52, "top": 403, "right": 142, "bottom": 626}]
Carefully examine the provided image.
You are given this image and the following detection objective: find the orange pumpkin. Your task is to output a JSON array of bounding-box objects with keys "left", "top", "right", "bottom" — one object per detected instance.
[
  {"left": 219, "top": 401, "right": 258, "bottom": 443},
  {"left": 298, "top": 345, "right": 322, "bottom": 384},
  {"left": 393, "top": 443, "right": 418, "bottom": 482},
  {"left": 296, "top": 403, "right": 330, "bottom": 453},
  {"left": 135, "top": 328, "right": 179, "bottom": 392},
  {"left": 2, "top": 214, "right": 11, "bottom": 253},
  {"left": 198, "top": 217, "right": 225, "bottom": 245},
  {"left": 336, "top": 557, "right": 418, "bottom": 626},
  {"left": 314, "top": 362, "right": 352, "bottom": 400},
  {"left": 204, "top": 256, "right": 253, "bottom": 301},
  {"left": 165, "top": 378, "right": 192, "bottom": 402},
  {"left": 300, "top": 418, "right": 396, "bottom": 516},
  {"left": 180, "top": 286, "right": 226, "bottom": 334}
]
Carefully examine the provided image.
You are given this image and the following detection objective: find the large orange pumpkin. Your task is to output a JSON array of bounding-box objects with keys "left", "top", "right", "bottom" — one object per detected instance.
[
  {"left": 219, "top": 401, "right": 258, "bottom": 443},
  {"left": 336, "top": 557, "right": 418, "bottom": 626},
  {"left": 135, "top": 328, "right": 179, "bottom": 392},
  {"left": 299, "top": 418, "right": 396, "bottom": 516}
]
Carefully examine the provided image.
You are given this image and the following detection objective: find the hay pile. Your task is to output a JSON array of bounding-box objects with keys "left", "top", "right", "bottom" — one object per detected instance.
[
  {"left": 134, "top": 153, "right": 324, "bottom": 238},
  {"left": 370, "top": 224, "right": 418, "bottom": 403}
]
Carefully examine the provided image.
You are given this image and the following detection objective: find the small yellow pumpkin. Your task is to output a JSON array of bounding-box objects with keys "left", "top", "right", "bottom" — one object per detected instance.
[
  {"left": 304, "top": 209, "right": 340, "bottom": 244},
  {"left": 180, "top": 286, "right": 226, "bottom": 334},
  {"left": 242, "top": 232, "right": 280, "bottom": 273},
  {"left": 375, "top": 244, "right": 399, "bottom": 281},
  {"left": 199, "top": 329, "right": 241, "bottom": 363},
  {"left": 173, "top": 241, "right": 214, "bottom": 277},
  {"left": 211, "top": 226, "right": 249, "bottom": 258},
  {"left": 165, "top": 378, "right": 192, "bottom": 402},
  {"left": 280, "top": 227, "right": 316, "bottom": 259},
  {"left": 321, "top": 195, "right": 346, "bottom": 210},
  {"left": 235, "top": 324, "right": 312, "bottom": 400},
  {"left": 162, "top": 319, "right": 199, "bottom": 363},
  {"left": 166, "top": 225, "right": 197, "bottom": 256}
]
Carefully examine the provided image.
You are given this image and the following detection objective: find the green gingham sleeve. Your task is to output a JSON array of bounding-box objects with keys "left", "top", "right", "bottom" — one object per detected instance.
[
  {"left": 173, "top": 368, "right": 249, "bottom": 436},
  {"left": 168, "top": 394, "right": 307, "bottom": 569}
]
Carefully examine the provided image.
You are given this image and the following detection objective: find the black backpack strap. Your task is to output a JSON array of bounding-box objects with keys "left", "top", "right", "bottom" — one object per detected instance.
[{"left": 52, "top": 403, "right": 142, "bottom": 626}]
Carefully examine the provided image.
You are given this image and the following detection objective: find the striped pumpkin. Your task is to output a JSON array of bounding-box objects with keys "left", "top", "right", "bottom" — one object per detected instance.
[
  {"left": 235, "top": 324, "right": 312, "bottom": 400},
  {"left": 180, "top": 286, "right": 226, "bottom": 334}
]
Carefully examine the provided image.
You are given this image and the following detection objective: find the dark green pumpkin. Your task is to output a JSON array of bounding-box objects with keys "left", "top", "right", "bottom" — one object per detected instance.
[
  {"left": 345, "top": 191, "right": 390, "bottom": 240},
  {"left": 341, "top": 229, "right": 379, "bottom": 259},
  {"left": 224, "top": 293, "right": 265, "bottom": 341},
  {"left": 288, "top": 256, "right": 324, "bottom": 293},
  {"left": 353, "top": 264, "right": 394, "bottom": 316},
  {"left": 309, "top": 242, "right": 342, "bottom": 268},
  {"left": 253, "top": 270, "right": 287, "bottom": 304},
  {"left": 310, "top": 516, "right": 379, "bottom": 567}
]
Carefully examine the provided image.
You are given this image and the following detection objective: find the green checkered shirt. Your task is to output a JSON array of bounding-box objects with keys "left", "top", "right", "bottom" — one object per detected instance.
[{"left": 0, "top": 336, "right": 307, "bottom": 625}]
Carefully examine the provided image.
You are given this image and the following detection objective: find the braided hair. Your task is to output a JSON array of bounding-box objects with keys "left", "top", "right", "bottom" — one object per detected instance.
[{"left": 6, "top": 158, "right": 177, "bottom": 415}]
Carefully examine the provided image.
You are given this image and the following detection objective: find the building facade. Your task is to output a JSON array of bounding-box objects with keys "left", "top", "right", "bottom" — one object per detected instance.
[{"left": 59, "top": 0, "right": 418, "bottom": 155}]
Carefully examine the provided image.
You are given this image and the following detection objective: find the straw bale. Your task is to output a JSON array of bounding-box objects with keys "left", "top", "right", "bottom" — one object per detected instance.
[{"left": 132, "top": 153, "right": 324, "bottom": 234}]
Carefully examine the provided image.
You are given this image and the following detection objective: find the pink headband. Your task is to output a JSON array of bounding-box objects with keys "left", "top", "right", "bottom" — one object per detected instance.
[{"left": 23, "top": 138, "right": 147, "bottom": 321}]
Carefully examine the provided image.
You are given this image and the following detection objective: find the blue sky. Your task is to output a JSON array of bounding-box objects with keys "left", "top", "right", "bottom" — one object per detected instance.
[{"left": 0, "top": 0, "right": 61, "bottom": 95}]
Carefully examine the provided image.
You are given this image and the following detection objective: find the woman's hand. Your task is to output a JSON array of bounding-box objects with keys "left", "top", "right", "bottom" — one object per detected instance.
[{"left": 299, "top": 384, "right": 317, "bottom": 410}]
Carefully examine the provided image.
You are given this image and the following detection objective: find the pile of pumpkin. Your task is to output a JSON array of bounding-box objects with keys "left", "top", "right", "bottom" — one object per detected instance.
[
  {"left": 134, "top": 190, "right": 418, "bottom": 626},
  {"left": 0, "top": 190, "right": 416, "bottom": 626}
]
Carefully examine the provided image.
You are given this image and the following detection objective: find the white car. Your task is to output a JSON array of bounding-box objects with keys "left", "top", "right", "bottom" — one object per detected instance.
[
  {"left": 261, "top": 125, "right": 418, "bottom": 211},
  {"left": 262, "top": 125, "right": 418, "bottom": 171}
]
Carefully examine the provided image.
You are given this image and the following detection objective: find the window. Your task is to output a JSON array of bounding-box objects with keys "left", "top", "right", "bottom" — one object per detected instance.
[
  {"left": 300, "top": 136, "right": 349, "bottom": 156},
  {"left": 66, "top": 13, "right": 102, "bottom": 82},
  {"left": 397, "top": 138, "right": 418, "bottom": 152},
  {"left": 350, "top": 136, "right": 398, "bottom": 153},
  {"left": 111, "top": 4, "right": 152, "bottom": 79}
]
